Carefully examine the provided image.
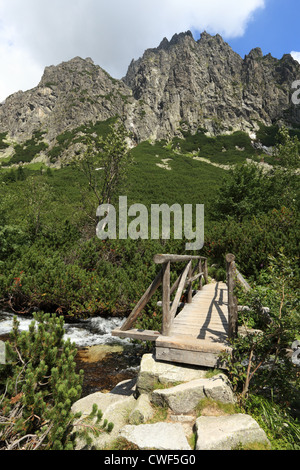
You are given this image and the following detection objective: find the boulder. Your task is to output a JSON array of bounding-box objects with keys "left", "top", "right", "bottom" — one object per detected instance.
[
  {"left": 151, "top": 374, "right": 235, "bottom": 414},
  {"left": 128, "top": 394, "right": 154, "bottom": 424},
  {"left": 71, "top": 390, "right": 136, "bottom": 449},
  {"left": 136, "top": 353, "right": 207, "bottom": 395},
  {"left": 195, "top": 414, "right": 270, "bottom": 450},
  {"left": 119, "top": 422, "right": 191, "bottom": 450}
]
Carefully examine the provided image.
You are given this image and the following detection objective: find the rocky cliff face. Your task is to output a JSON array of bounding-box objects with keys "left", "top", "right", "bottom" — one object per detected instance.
[
  {"left": 0, "top": 31, "right": 299, "bottom": 158},
  {"left": 124, "top": 31, "right": 300, "bottom": 139}
]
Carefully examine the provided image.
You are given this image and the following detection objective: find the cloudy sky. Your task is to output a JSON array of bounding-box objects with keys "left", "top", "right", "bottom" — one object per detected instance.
[{"left": 0, "top": 0, "right": 299, "bottom": 102}]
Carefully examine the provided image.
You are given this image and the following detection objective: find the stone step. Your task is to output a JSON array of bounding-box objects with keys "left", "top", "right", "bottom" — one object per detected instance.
[
  {"left": 195, "top": 414, "right": 270, "bottom": 450},
  {"left": 151, "top": 374, "right": 236, "bottom": 414},
  {"left": 119, "top": 422, "right": 191, "bottom": 450}
]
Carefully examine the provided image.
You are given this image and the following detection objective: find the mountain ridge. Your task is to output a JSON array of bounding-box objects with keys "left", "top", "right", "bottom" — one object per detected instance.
[{"left": 0, "top": 30, "right": 299, "bottom": 166}]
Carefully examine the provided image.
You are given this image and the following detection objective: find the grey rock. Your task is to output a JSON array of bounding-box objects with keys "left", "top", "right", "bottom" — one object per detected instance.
[
  {"left": 128, "top": 393, "right": 154, "bottom": 424},
  {"left": 71, "top": 391, "right": 136, "bottom": 449},
  {"left": 195, "top": 414, "right": 270, "bottom": 450},
  {"left": 0, "top": 31, "right": 299, "bottom": 165},
  {"left": 124, "top": 31, "right": 300, "bottom": 140},
  {"left": 119, "top": 422, "right": 191, "bottom": 450},
  {"left": 151, "top": 374, "right": 235, "bottom": 414},
  {"left": 136, "top": 353, "right": 207, "bottom": 395}
]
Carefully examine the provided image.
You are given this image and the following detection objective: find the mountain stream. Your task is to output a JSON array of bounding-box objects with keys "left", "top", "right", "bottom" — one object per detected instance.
[{"left": 0, "top": 311, "right": 143, "bottom": 397}]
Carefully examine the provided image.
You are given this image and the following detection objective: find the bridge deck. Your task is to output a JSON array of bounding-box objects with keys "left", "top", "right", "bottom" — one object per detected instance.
[
  {"left": 155, "top": 282, "right": 232, "bottom": 368},
  {"left": 112, "top": 281, "right": 232, "bottom": 369}
]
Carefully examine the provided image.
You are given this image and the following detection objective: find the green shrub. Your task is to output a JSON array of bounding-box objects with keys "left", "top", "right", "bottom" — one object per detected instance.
[{"left": 1, "top": 313, "right": 83, "bottom": 449}]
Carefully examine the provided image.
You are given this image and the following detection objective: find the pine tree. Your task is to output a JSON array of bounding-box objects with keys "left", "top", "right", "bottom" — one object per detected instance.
[{"left": 0, "top": 312, "right": 114, "bottom": 450}]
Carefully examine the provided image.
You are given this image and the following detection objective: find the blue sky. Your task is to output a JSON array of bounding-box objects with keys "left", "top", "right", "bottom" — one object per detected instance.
[
  {"left": 222, "top": 0, "right": 300, "bottom": 60},
  {"left": 0, "top": 0, "right": 299, "bottom": 102}
]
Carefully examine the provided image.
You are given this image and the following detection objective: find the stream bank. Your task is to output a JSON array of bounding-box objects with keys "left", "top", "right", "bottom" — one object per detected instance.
[{"left": 0, "top": 310, "right": 146, "bottom": 398}]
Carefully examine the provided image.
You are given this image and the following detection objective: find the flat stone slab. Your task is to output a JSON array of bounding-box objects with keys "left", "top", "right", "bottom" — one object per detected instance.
[
  {"left": 151, "top": 374, "right": 235, "bottom": 414},
  {"left": 195, "top": 414, "right": 270, "bottom": 450},
  {"left": 119, "top": 422, "right": 191, "bottom": 450},
  {"left": 136, "top": 353, "right": 207, "bottom": 395},
  {"left": 72, "top": 391, "right": 136, "bottom": 449}
]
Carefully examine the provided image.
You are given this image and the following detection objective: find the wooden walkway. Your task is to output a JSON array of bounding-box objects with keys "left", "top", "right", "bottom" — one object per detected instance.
[
  {"left": 155, "top": 282, "right": 232, "bottom": 369},
  {"left": 112, "top": 254, "right": 238, "bottom": 370}
]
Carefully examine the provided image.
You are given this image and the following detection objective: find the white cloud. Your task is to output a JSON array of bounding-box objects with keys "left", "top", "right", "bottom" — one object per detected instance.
[
  {"left": 291, "top": 51, "right": 300, "bottom": 63},
  {"left": 0, "top": 0, "right": 265, "bottom": 102}
]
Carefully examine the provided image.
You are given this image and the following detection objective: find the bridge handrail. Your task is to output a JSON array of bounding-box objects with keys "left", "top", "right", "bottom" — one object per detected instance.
[
  {"left": 119, "top": 254, "right": 208, "bottom": 336},
  {"left": 118, "top": 252, "right": 242, "bottom": 341}
]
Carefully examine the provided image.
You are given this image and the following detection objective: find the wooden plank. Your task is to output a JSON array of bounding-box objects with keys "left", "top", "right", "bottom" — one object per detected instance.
[
  {"left": 162, "top": 261, "right": 171, "bottom": 335},
  {"left": 173, "top": 316, "right": 228, "bottom": 324},
  {"left": 187, "top": 262, "right": 193, "bottom": 303},
  {"left": 112, "top": 328, "right": 160, "bottom": 341},
  {"left": 120, "top": 268, "right": 163, "bottom": 331},
  {"left": 172, "top": 322, "right": 228, "bottom": 331},
  {"left": 187, "top": 271, "right": 204, "bottom": 284},
  {"left": 170, "top": 326, "right": 228, "bottom": 335},
  {"left": 170, "top": 327, "right": 228, "bottom": 335},
  {"left": 156, "top": 335, "right": 232, "bottom": 353},
  {"left": 170, "top": 261, "right": 191, "bottom": 318},
  {"left": 172, "top": 318, "right": 228, "bottom": 324},
  {"left": 236, "top": 269, "right": 251, "bottom": 292},
  {"left": 155, "top": 347, "right": 229, "bottom": 369},
  {"left": 153, "top": 254, "right": 206, "bottom": 264}
]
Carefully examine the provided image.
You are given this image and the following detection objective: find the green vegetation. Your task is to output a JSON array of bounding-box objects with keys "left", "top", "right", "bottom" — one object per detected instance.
[
  {"left": 8, "top": 131, "right": 48, "bottom": 165},
  {"left": 0, "top": 132, "right": 9, "bottom": 150},
  {"left": 0, "top": 120, "right": 299, "bottom": 449},
  {"left": 195, "top": 397, "right": 236, "bottom": 417},
  {"left": 0, "top": 312, "right": 114, "bottom": 449},
  {"left": 48, "top": 117, "right": 118, "bottom": 162},
  {"left": 173, "top": 128, "right": 256, "bottom": 165}
]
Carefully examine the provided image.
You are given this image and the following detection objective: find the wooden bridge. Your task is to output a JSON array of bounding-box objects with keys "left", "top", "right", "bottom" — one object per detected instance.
[{"left": 112, "top": 253, "right": 240, "bottom": 369}]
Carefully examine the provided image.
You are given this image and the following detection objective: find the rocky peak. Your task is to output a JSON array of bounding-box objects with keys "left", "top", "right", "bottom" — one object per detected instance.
[
  {"left": 123, "top": 31, "right": 300, "bottom": 138},
  {"left": 0, "top": 30, "right": 299, "bottom": 161},
  {"left": 246, "top": 47, "right": 263, "bottom": 60},
  {"left": 0, "top": 56, "right": 134, "bottom": 144},
  {"left": 157, "top": 31, "right": 194, "bottom": 50}
]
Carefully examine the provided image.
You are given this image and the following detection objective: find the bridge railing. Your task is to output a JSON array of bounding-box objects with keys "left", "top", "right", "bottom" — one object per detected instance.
[
  {"left": 153, "top": 254, "right": 208, "bottom": 336},
  {"left": 116, "top": 254, "right": 208, "bottom": 338},
  {"left": 113, "top": 252, "right": 241, "bottom": 342}
]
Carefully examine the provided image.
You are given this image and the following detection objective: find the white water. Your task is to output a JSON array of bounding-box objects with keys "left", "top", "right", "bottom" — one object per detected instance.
[{"left": 0, "top": 311, "right": 129, "bottom": 348}]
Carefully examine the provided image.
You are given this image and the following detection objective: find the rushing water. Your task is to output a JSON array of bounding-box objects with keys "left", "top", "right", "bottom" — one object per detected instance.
[
  {"left": 0, "top": 310, "right": 127, "bottom": 346},
  {"left": 0, "top": 310, "right": 143, "bottom": 397}
]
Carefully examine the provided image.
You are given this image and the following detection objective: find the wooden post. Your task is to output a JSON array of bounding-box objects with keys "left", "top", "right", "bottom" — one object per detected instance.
[
  {"left": 226, "top": 253, "right": 238, "bottom": 340},
  {"left": 162, "top": 261, "right": 171, "bottom": 336},
  {"left": 170, "top": 261, "right": 191, "bottom": 319},
  {"left": 187, "top": 262, "right": 193, "bottom": 303},
  {"left": 198, "top": 259, "right": 203, "bottom": 290},
  {"left": 203, "top": 258, "right": 209, "bottom": 284}
]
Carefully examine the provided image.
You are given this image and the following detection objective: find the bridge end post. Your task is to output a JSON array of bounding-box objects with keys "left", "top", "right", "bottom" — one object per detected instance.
[
  {"left": 162, "top": 261, "right": 171, "bottom": 336},
  {"left": 226, "top": 253, "right": 238, "bottom": 340}
]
